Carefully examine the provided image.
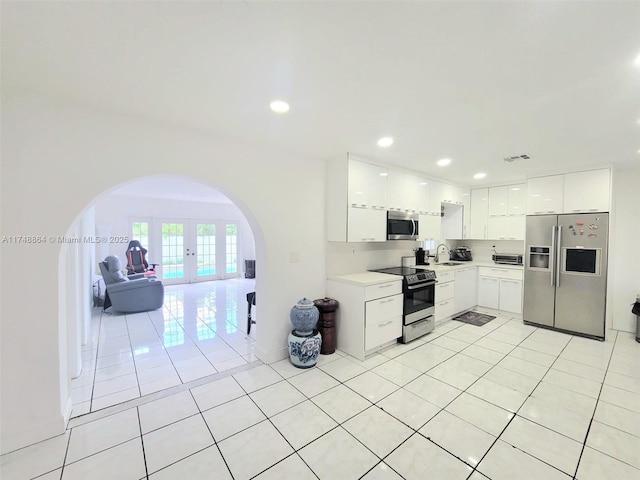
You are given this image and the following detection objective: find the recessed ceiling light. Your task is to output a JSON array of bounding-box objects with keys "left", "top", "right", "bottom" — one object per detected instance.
[
  {"left": 377, "top": 137, "right": 394, "bottom": 147},
  {"left": 437, "top": 158, "right": 451, "bottom": 167},
  {"left": 473, "top": 172, "right": 486, "bottom": 179},
  {"left": 269, "top": 100, "right": 290, "bottom": 113}
]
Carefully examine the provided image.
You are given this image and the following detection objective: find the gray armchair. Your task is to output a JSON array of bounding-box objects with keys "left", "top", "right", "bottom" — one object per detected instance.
[{"left": 99, "top": 255, "right": 164, "bottom": 313}]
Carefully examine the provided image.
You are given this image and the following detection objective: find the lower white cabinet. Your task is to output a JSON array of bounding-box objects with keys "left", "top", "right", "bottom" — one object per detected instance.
[
  {"left": 435, "top": 271, "right": 455, "bottom": 322},
  {"left": 455, "top": 267, "right": 477, "bottom": 313},
  {"left": 477, "top": 267, "right": 523, "bottom": 314},
  {"left": 365, "top": 295, "right": 403, "bottom": 350},
  {"left": 327, "top": 276, "right": 403, "bottom": 360}
]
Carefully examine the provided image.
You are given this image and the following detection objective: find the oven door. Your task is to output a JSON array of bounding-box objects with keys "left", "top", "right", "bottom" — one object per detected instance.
[{"left": 404, "top": 280, "right": 435, "bottom": 324}]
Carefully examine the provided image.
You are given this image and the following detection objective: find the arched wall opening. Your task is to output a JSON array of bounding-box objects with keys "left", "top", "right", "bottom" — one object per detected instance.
[
  {"left": 58, "top": 175, "right": 265, "bottom": 414},
  {"left": 2, "top": 92, "right": 327, "bottom": 454}
]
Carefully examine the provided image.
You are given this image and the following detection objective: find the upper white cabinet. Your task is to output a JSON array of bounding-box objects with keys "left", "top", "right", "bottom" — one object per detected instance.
[
  {"left": 488, "top": 186, "right": 509, "bottom": 216},
  {"left": 327, "top": 154, "right": 388, "bottom": 242},
  {"left": 563, "top": 168, "right": 611, "bottom": 213},
  {"left": 470, "top": 183, "right": 525, "bottom": 240},
  {"left": 442, "top": 184, "right": 469, "bottom": 205},
  {"left": 527, "top": 169, "right": 611, "bottom": 215},
  {"left": 347, "top": 207, "right": 386, "bottom": 242},
  {"left": 348, "top": 159, "right": 387, "bottom": 209},
  {"left": 526, "top": 175, "right": 564, "bottom": 215},
  {"left": 387, "top": 169, "right": 417, "bottom": 212},
  {"left": 469, "top": 188, "right": 488, "bottom": 239},
  {"left": 429, "top": 180, "right": 443, "bottom": 214}
]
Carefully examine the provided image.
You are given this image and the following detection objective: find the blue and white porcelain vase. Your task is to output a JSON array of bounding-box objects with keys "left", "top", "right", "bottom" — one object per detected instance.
[
  {"left": 288, "top": 298, "right": 321, "bottom": 368},
  {"left": 289, "top": 297, "right": 319, "bottom": 335}
]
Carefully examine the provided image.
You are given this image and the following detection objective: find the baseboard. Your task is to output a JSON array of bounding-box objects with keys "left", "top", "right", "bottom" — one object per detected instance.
[
  {"left": 1, "top": 414, "right": 67, "bottom": 455},
  {"left": 254, "top": 344, "right": 289, "bottom": 365}
]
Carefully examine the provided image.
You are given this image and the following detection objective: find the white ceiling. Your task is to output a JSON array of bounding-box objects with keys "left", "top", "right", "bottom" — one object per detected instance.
[{"left": 3, "top": 1, "right": 639, "bottom": 188}]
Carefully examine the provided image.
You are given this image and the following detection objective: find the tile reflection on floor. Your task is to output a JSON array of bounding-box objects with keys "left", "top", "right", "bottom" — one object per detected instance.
[
  {"left": 2, "top": 306, "right": 640, "bottom": 479},
  {"left": 72, "top": 278, "right": 258, "bottom": 416}
]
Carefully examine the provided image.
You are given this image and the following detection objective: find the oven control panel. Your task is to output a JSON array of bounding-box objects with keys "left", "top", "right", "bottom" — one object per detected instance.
[{"left": 406, "top": 270, "right": 437, "bottom": 285}]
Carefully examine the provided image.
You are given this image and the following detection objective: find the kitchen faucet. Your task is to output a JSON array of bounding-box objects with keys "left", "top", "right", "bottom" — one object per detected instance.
[{"left": 434, "top": 244, "right": 449, "bottom": 263}]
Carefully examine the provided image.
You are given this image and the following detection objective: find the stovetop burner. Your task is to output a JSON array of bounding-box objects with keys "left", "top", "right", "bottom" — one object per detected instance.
[{"left": 370, "top": 266, "right": 437, "bottom": 285}]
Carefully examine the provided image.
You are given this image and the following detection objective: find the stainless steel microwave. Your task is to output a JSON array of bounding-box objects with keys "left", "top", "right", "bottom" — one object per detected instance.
[{"left": 387, "top": 211, "right": 419, "bottom": 240}]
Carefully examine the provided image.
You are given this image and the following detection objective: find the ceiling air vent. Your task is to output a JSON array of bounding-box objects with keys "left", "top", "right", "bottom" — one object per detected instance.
[{"left": 504, "top": 154, "right": 531, "bottom": 163}]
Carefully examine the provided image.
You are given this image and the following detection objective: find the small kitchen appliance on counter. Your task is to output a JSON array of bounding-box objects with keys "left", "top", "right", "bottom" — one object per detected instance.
[
  {"left": 369, "top": 266, "right": 436, "bottom": 343},
  {"left": 492, "top": 253, "right": 523, "bottom": 265},
  {"left": 450, "top": 246, "right": 472, "bottom": 262}
]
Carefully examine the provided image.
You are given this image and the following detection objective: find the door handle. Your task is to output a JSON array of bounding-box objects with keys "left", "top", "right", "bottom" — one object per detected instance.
[
  {"left": 550, "top": 225, "right": 556, "bottom": 287},
  {"left": 556, "top": 225, "right": 562, "bottom": 288}
]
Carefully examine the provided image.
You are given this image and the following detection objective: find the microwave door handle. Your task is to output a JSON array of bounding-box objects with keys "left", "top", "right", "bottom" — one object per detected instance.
[{"left": 411, "top": 218, "right": 416, "bottom": 238}]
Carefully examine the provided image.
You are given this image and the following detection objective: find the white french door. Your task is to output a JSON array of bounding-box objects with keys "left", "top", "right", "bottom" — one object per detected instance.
[{"left": 155, "top": 219, "right": 238, "bottom": 285}]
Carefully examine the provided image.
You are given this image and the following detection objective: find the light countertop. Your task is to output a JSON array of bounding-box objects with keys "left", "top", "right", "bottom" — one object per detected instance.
[
  {"left": 328, "top": 271, "right": 402, "bottom": 286},
  {"left": 427, "top": 261, "right": 524, "bottom": 272}
]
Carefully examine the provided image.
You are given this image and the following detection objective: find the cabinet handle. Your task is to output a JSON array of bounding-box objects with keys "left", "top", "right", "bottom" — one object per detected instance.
[
  {"left": 589, "top": 208, "right": 598, "bottom": 212},
  {"left": 439, "top": 301, "right": 450, "bottom": 306},
  {"left": 378, "top": 284, "right": 394, "bottom": 289},
  {"left": 379, "top": 298, "right": 396, "bottom": 304},
  {"left": 379, "top": 320, "right": 394, "bottom": 327}
]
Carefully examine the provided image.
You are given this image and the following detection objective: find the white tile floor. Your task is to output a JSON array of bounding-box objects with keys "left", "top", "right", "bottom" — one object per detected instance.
[
  {"left": 2, "top": 280, "right": 640, "bottom": 479},
  {"left": 71, "top": 278, "right": 258, "bottom": 416}
]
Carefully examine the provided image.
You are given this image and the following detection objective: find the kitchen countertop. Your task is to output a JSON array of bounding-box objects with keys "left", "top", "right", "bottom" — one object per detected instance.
[
  {"left": 328, "top": 271, "right": 402, "bottom": 286},
  {"left": 420, "top": 261, "right": 524, "bottom": 272}
]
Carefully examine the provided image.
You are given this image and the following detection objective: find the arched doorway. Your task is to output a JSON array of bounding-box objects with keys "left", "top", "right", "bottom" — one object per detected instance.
[{"left": 60, "top": 175, "right": 263, "bottom": 417}]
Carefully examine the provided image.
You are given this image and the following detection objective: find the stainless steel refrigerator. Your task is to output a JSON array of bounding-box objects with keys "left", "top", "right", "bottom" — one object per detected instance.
[{"left": 523, "top": 213, "right": 608, "bottom": 339}]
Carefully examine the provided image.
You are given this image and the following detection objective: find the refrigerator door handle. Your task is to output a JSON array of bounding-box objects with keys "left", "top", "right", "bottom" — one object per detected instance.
[
  {"left": 550, "top": 225, "right": 557, "bottom": 286},
  {"left": 556, "top": 225, "right": 562, "bottom": 288}
]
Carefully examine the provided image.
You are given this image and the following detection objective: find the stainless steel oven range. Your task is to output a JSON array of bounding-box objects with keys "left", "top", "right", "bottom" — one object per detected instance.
[{"left": 369, "top": 266, "right": 436, "bottom": 343}]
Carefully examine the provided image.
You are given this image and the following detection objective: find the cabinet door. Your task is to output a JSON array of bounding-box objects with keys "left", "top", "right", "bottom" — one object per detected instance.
[
  {"left": 488, "top": 186, "right": 509, "bottom": 216},
  {"left": 455, "top": 267, "right": 477, "bottom": 313},
  {"left": 348, "top": 159, "right": 387, "bottom": 209},
  {"left": 563, "top": 169, "right": 611, "bottom": 213},
  {"left": 403, "top": 173, "right": 418, "bottom": 212},
  {"left": 477, "top": 276, "right": 499, "bottom": 309},
  {"left": 419, "top": 214, "right": 441, "bottom": 241},
  {"left": 499, "top": 279, "right": 522, "bottom": 313},
  {"left": 386, "top": 169, "right": 405, "bottom": 211},
  {"left": 416, "top": 177, "right": 431, "bottom": 214},
  {"left": 527, "top": 175, "right": 564, "bottom": 215},
  {"left": 429, "top": 180, "right": 443, "bottom": 215},
  {"left": 347, "top": 207, "right": 386, "bottom": 242},
  {"left": 469, "top": 188, "right": 488, "bottom": 239},
  {"left": 507, "top": 184, "right": 526, "bottom": 215}
]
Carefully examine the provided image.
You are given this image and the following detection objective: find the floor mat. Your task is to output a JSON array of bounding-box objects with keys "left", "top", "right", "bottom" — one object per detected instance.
[{"left": 452, "top": 311, "right": 496, "bottom": 326}]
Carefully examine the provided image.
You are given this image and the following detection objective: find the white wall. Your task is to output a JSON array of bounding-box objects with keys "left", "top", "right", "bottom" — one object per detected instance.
[
  {"left": 609, "top": 164, "right": 640, "bottom": 332},
  {"left": 0, "top": 92, "right": 326, "bottom": 453},
  {"left": 93, "top": 193, "right": 256, "bottom": 275}
]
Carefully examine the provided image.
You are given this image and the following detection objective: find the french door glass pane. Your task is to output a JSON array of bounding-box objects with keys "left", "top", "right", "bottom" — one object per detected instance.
[
  {"left": 226, "top": 224, "right": 237, "bottom": 274},
  {"left": 131, "top": 221, "right": 149, "bottom": 248},
  {"left": 162, "top": 223, "right": 184, "bottom": 279},
  {"left": 196, "top": 223, "right": 216, "bottom": 277}
]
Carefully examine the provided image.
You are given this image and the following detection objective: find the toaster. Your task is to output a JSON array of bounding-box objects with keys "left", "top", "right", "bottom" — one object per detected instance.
[{"left": 492, "top": 253, "right": 523, "bottom": 265}]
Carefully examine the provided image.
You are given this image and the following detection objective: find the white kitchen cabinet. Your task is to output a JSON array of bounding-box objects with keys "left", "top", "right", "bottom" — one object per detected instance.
[
  {"left": 348, "top": 158, "right": 388, "bottom": 209},
  {"left": 469, "top": 188, "right": 489, "bottom": 239},
  {"left": 435, "top": 270, "right": 455, "bottom": 323},
  {"left": 419, "top": 213, "right": 442, "bottom": 241},
  {"left": 347, "top": 206, "right": 386, "bottom": 242},
  {"left": 499, "top": 278, "right": 523, "bottom": 314},
  {"left": 477, "top": 276, "right": 500, "bottom": 310},
  {"left": 563, "top": 168, "right": 611, "bottom": 213},
  {"left": 527, "top": 169, "right": 611, "bottom": 215},
  {"left": 429, "top": 180, "right": 443, "bottom": 214},
  {"left": 455, "top": 267, "right": 477, "bottom": 314},
  {"left": 442, "top": 202, "right": 463, "bottom": 240},
  {"left": 488, "top": 186, "right": 509, "bottom": 216},
  {"left": 388, "top": 169, "right": 417, "bottom": 212},
  {"left": 477, "top": 267, "right": 523, "bottom": 313},
  {"left": 487, "top": 215, "right": 525, "bottom": 240},
  {"left": 526, "top": 175, "right": 564, "bottom": 215},
  {"left": 327, "top": 274, "right": 403, "bottom": 361},
  {"left": 416, "top": 177, "right": 431, "bottom": 214},
  {"left": 442, "top": 183, "right": 469, "bottom": 205},
  {"left": 327, "top": 154, "right": 388, "bottom": 242},
  {"left": 508, "top": 184, "right": 526, "bottom": 215},
  {"left": 365, "top": 294, "right": 403, "bottom": 350}
]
